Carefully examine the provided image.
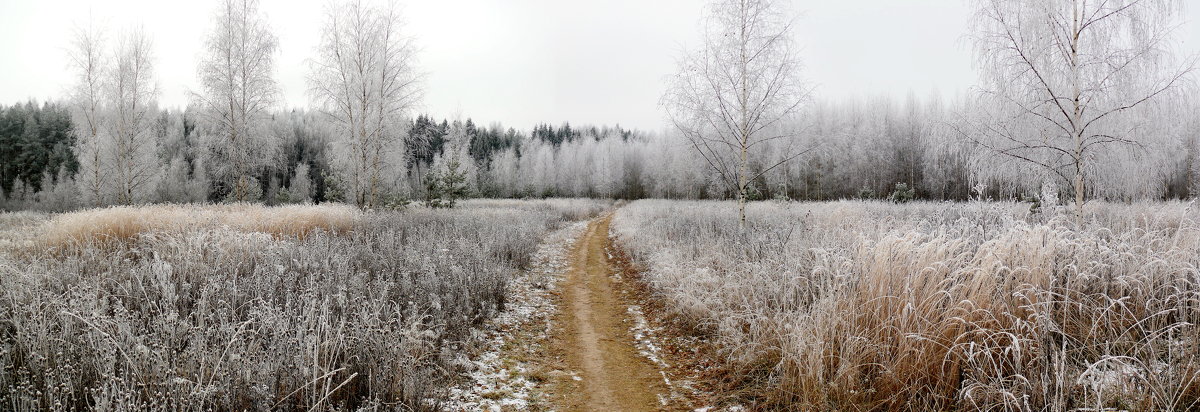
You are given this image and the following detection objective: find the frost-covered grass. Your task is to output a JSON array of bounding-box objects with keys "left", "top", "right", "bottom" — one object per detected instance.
[
  {"left": 613, "top": 199, "right": 1200, "bottom": 411},
  {"left": 0, "top": 199, "right": 607, "bottom": 411}
]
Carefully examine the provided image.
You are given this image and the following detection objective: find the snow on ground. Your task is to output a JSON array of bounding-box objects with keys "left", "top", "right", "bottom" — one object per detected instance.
[
  {"left": 625, "top": 305, "right": 671, "bottom": 385},
  {"left": 441, "top": 220, "right": 587, "bottom": 411},
  {"left": 626, "top": 302, "right": 684, "bottom": 407}
]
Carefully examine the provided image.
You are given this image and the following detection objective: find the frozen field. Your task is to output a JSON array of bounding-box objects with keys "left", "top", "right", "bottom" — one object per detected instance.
[
  {"left": 613, "top": 200, "right": 1200, "bottom": 410},
  {"left": 0, "top": 200, "right": 608, "bottom": 410},
  {"left": 5, "top": 199, "right": 1197, "bottom": 410}
]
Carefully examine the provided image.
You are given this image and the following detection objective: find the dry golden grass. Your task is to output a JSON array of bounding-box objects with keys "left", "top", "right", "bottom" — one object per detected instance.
[
  {"left": 614, "top": 200, "right": 1200, "bottom": 411},
  {"left": 37, "top": 203, "right": 360, "bottom": 252}
]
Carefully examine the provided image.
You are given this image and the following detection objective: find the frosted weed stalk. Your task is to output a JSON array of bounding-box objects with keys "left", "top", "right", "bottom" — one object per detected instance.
[
  {"left": 612, "top": 200, "right": 1200, "bottom": 410},
  {"left": 0, "top": 199, "right": 606, "bottom": 411}
]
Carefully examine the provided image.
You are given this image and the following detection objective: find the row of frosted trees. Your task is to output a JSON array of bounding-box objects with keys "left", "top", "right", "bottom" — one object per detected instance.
[
  {"left": 3, "top": 0, "right": 1199, "bottom": 212},
  {"left": 657, "top": 0, "right": 1199, "bottom": 225},
  {"left": 52, "top": 0, "right": 418, "bottom": 209},
  {"left": 3, "top": 92, "right": 1197, "bottom": 211},
  {"left": 0, "top": 107, "right": 320, "bottom": 212},
  {"left": 480, "top": 94, "right": 1199, "bottom": 203}
]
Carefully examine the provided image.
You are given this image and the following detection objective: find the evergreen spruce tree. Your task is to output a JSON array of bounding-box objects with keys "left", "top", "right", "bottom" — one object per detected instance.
[{"left": 423, "top": 156, "right": 470, "bottom": 208}]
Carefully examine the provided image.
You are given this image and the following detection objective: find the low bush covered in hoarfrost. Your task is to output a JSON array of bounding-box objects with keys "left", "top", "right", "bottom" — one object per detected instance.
[
  {"left": 613, "top": 199, "right": 1200, "bottom": 411},
  {"left": 0, "top": 199, "right": 607, "bottom": 411}
]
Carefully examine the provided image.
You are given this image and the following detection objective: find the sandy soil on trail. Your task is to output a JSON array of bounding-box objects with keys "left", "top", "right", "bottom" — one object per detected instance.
[
  {"left": 547, "top": 213, "right": 669, "bottom": 411},
  {"left": 443, "top": 213, "right": 726, "bottom": 411}
]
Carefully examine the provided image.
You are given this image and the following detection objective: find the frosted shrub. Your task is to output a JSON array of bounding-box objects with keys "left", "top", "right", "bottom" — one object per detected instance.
[
  {"left": 613, "top": 199, "right": 1200, "bottom": 410},
  {"left": 0, "top": 199, "right": 606, "bottom": 411}
]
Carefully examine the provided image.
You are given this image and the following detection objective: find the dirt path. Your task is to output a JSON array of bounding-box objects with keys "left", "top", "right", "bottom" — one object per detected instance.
[{"left": 547, "top": 213, "right": 669, "bottom": 411}]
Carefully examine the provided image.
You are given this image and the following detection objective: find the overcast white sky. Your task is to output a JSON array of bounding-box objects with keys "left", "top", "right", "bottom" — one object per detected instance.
[{"left": 1, "top": 0, "right": 1198, "bottom": 131}]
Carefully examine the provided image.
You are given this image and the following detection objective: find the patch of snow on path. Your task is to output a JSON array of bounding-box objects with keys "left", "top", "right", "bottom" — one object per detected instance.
[{"left": 441, "top": 221, "right": 587, "bottom": 411}]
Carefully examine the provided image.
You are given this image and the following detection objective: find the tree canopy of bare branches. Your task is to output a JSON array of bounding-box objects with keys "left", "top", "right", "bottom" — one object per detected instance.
[
  {"left": 967, "top": 0, "right": 1196, "bottom": 219},
  {"left": 308, "top": 0, "right": 422, "bottom": 208},
  {"left": 195, "top": 0, "right": 281, "bottom": 202},
  {"left": 663, "top": 0, "right": 811, "bottom": 227},
  {"left": 107, "top": 28, "right": 160, "bottom": 205},
  {"left": 68, "top": 22, "right": 109, "bottom": 207}
]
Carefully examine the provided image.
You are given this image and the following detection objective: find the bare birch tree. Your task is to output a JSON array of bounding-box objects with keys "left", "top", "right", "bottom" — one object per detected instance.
[
  {"left": 68, "top": 21, "right": 110, "bottom": 206},
  {"left": 968, "top": 0, "right": 1195, "bottom": 221},
  {"left": 309, "top": 0, "right": 421, "bottom": 208},
  {"left": 195, "top": 0, "right": 280, "bottom": 202},
  {"left": 106, "top": 28, "right": 160, "bottom": 205},
  {"left": 663, "top": 0, "right": 811, "bottom": 228}
]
